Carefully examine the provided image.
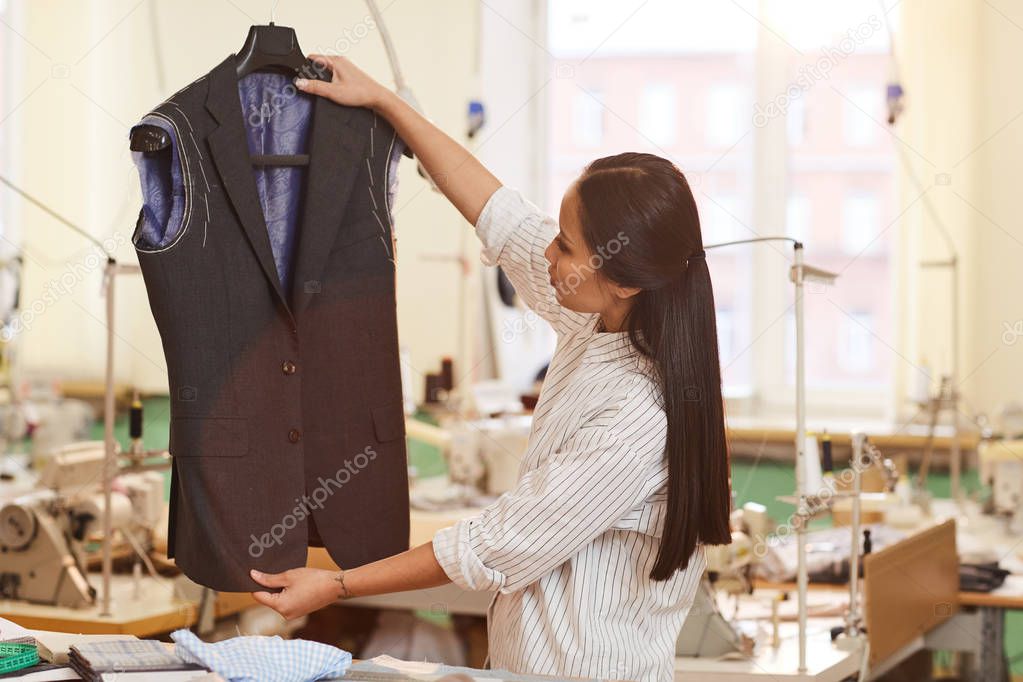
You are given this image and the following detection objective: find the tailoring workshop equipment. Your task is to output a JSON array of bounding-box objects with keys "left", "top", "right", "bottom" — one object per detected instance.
[
  {"left": 916, "top": 374, "right": 964, "bottom": 499},
  {"left": 834, "top": 433, "right": 871, "bottom": 650},
  {"left": 0, "top": 174, "right": 177, "bottom": 615},
  {"left": 820, "top": 430, "right": 834, "bottom": 479},
  {"left": 679, "top": 505, "right": 765, "bottom": 659},
  {"left": 863, "top": 519, "right": 959, "bottom": 668},
  {"left": 0, "top": 491, "right": 94, "bottom": 608},
  {"left": 978, "top": 438, "right": 1023, "bottom": 533},
  {"left": 405, "top": 415, "right": 530, "bottom": 504},
  {"left": 0, "top": 641, "right": 38, "bottom": 674},
  {"left": 0, "top": 442, "right": 165, "bottom": 608},
  {"left": 127, "top": 393, "right": 143, "bottom": 458},
  {"left": 675, "top": 576, "right": 748, "bottom": 659},
  {"left": 706, "top": 235, "right": 838, "bottom": 674},
  {"left": 704, "top": 502, "right": 771, "bottom": 597}
]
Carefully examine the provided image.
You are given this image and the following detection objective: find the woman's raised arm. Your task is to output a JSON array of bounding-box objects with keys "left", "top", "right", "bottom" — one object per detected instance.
[{"left": 296, "top": 54, "right": 501, "bottom": 225}]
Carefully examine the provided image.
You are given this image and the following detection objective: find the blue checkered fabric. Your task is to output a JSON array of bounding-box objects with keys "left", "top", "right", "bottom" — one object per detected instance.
[{"left": 171, "top": 629, "right": 352, "bottom": 682}]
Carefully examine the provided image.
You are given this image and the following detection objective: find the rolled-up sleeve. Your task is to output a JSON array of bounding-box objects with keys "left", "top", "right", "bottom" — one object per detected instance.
[
  {"left": 473, "top": 186, "right": 593, "bottom": 335},
  {"left": 432, "top": 418, "right": 654, "bottom": 594}
]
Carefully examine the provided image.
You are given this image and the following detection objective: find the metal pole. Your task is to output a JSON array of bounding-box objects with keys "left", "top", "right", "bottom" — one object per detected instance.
[
  {"left": 794, "top": 243, "right": 808, "bottom": 673},
  {"left": 364, "top": 0, "right": 408, "bottom": 92},
  {"left": 950, "top": 257, "right": 961, "bottom": 500},
  {"left": 101, "top": 262, "right": 116, "bottom": 616},
  {"left": 848, "top": 432, "right": 865, "bottom": 636}
]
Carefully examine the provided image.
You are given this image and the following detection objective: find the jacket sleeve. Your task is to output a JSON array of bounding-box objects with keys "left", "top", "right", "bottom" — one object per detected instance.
[{"left": 473, "top": 186, "right": 595, "bottom": 336}]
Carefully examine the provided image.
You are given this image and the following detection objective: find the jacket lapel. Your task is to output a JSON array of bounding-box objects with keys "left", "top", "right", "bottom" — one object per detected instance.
[
  {"left": 290, "top": 95, "right": 366, "bottom": 314},
  {"left": 204, "top": 56, "right": 291, "bottom": 315}
]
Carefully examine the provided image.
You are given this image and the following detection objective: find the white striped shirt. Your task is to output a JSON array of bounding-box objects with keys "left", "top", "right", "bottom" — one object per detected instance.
[{"left": 433, "top": 186, "right": 705, "bottom": 682}]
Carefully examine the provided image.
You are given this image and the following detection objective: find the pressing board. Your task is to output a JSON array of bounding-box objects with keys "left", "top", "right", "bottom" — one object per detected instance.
[{"left": 863, "top": 519, "right": 959, "bottom": 667}]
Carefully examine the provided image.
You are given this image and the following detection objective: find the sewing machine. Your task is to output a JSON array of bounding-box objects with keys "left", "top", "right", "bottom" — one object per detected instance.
[
  {"left": 0, "top": 442, "right": 165, "bottom": 608},
  {"left": 406, "top": 415, "right": 531, "bottom": 499},
  {"left": 979, "top": 438, "right": 1023, "bottom": 533}
]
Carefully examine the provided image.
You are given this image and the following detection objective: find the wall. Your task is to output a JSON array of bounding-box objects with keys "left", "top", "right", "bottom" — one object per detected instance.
[
  {"left": 973, "top": 0, "right": 1023, "bottom": 418},
  {"left": 4, "top": 0, "right": 1021, "bottom": 423},
  {"left": 3, "top": 0, "right": 479, "bottom": 403},
  {"left": 897, "top": 0, "right": 1022, "bottom": 425}
]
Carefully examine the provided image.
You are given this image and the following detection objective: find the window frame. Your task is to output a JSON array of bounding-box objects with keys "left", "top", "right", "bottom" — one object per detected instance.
[{"left": 485, "top": 0, "right": 901, "bottom": 422}]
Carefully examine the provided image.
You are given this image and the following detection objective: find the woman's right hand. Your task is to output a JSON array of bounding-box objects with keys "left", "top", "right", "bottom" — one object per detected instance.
[
  {"left": 297, "top": 53, "right": 502, "bottom": 227},
  {"left": 296, "top": 54, "right": 390, "bottom": 110}
]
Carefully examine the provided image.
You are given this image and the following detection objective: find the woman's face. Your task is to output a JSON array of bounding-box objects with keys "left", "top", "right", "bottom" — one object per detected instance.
[{"left": 545, "top": 183, "right": 626, "bottom": 317}]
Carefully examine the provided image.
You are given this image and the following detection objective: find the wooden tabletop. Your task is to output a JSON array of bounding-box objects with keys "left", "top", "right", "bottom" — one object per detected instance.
[{"left": 754, "top": 576, "right": 1023, "bottom": 611}]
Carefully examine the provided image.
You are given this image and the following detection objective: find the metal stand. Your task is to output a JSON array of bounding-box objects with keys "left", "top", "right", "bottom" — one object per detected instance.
[
  {"left": 918, "top": 223, "right": 961, "bottom": 500},
  {"left": 0, "top": 174, "right": 171, "bottom": 616},
  {"left": 846, "top": 433, "right": 867, "bottom": 638},
  {"left": 100, "top": 261, "right": 139, "bottom": 616},
  {"left": 793, "top": 244, "right": 809, "bottom": 672},
  {"left": 99, "top": 261, "right": 170, "bottom": 616},
  {"left": 917, "top": 372, "right": 963, "bottom": 501},
  {"left": 706, "top": 237, "right": 837, "bottom": 673}
]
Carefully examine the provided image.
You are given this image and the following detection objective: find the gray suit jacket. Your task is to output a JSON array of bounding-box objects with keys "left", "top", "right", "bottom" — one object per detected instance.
[{"left": 131, "top": 55, "right": 410, "bottom": 592}]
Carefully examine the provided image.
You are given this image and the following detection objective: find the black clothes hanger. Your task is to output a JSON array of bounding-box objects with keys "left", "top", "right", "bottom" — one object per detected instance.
[
  {"left": 129, "top": 23, "right": 330, "bottom": 159},
  {"left": 235, "top": 23, "right": 331, "bottom": 168},
  {"left": 236, "top": 23, "right": 311, "bottom": 79}
]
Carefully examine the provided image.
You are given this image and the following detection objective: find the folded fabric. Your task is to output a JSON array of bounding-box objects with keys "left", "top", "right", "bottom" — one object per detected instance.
[
  {"left": 70, "top": 639, "right": 192, "bottom": 670},
  {"left": 67, "top": 639, "right": 206, "bottom": 682},
  {"left": 171, "top": 629, "right": 351, "bottom": 682},
  {"left": 32, "top": 632, "right": 141, "bottom": 665}
]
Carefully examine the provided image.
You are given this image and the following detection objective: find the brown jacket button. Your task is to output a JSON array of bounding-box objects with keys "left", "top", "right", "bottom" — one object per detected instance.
[
  {"left": 282, "top": 360, "right": 297, "bottom": 375},
  {"left": 288, "top": 429, "right": 302, "bottom": 443}
]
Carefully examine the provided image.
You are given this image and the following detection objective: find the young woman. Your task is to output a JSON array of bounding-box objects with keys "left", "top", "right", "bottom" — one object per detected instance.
[{"left": 250, "top": 55, "right": 732, "bottom": 682}]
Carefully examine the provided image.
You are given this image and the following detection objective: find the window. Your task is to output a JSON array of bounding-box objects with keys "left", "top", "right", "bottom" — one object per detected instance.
[
  {"left": 704, "top": 195, "right": 740, "bottom": 244},
  {"left": 638, "top": 83, "right": 677, "bottom": 146},
  {"left": 716, "top": 308, "right": 736, "bottom": 367},
  {"left": 841, "top": 193, "right": 880, "bottom": 254},
  {"left": 839, "top": 311, "right": 875, "bottom": 372},
  {"left": 787, "top": 94, "right": 807, "bottom": 146},
  {"left": 843, "top": 88, "right": 879, "bottom": 147},
  {"left": 572, "top": 88, "right": 604, "bottom": 147},
  {"left": 776, "top": 1, "right": 897, "bottom": 402},
  {"left": 706, "top": 85, "right": 744, "bottom": 147},
  {"left": 537, "top": 0, "right": 898, "bottom": 415},
  {"left": 546, "top": 0, "right": 757, "bottom": 393},
  {"left": 786, "top": 194, "right": 811, "bottom": 243}
]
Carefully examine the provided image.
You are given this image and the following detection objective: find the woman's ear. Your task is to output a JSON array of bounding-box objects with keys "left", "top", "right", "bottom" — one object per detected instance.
[{"left": 611, "top": 283, "right": 642, "bottom": 300}]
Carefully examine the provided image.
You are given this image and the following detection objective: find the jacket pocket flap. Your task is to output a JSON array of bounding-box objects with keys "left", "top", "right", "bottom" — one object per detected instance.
[{"left": 371, "top": 402, "right": 406, "bottom": 443}]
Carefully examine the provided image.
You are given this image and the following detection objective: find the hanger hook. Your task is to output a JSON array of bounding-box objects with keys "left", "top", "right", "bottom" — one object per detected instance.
[{"left": 270, "top": 0, "right": 279, "bottom": 23}]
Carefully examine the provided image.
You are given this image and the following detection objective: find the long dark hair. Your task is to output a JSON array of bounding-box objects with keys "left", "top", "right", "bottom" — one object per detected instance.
[{"left": 575, "top": 152, "right": 731, "bottom": 580}]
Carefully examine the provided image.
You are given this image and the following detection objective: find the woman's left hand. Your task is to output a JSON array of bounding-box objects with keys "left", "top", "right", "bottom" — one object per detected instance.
[{"left": 250, "top": 567, "right": 343, "bottom": 620}]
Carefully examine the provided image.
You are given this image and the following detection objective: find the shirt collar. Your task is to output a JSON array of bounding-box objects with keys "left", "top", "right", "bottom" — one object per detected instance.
[{"left": 580, "top": 318, "right": 646, "bottom": 365}]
